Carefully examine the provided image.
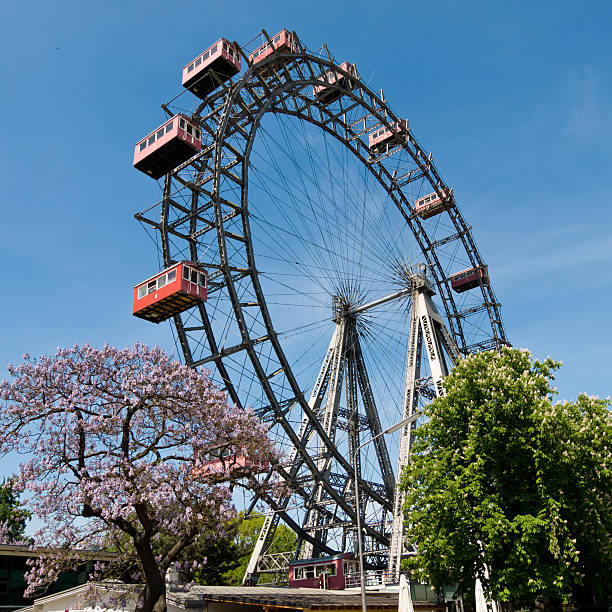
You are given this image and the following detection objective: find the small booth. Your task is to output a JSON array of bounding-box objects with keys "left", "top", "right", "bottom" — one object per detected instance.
[
  {"left": 182, "top": 38, "right": 241, "bottom": 99},
  {"left": 132, "top": 262, "right": 208, "bottom": 323},
  {"left": 288, "top": 553, "right": 358, "bottom": 590}
]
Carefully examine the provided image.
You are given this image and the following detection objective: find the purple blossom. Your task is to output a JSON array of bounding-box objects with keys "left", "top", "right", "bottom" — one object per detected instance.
[{"left": 0, "top": 343, "right": 280, "bottom": 612}]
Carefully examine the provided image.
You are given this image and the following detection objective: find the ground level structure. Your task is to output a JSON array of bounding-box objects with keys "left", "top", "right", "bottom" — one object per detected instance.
[
  {"left": 167, "top": 586, "right": 448, "bottom": 612},
  {"left": 0, "top": 544, "right": 118, "bottom": 610},
  {"left": 22, "top": 583, "right": 450, "bottom": 612}
]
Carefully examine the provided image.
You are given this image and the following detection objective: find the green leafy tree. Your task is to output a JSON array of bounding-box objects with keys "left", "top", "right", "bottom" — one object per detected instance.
[
  {"left": 191, "top": 525, "right": 240, "bottom": 585},
  {"left": 222, "top": 513, "right": 297, "bottom": 585},
  {"left": 111, "top": 513, "right": 295, "bottom": 588},
  {"left": 0, "top": 478, "right": 30, "bottom": 542},
  {"left": 401, "top": 347, "right": 612, "bottom": 608}
]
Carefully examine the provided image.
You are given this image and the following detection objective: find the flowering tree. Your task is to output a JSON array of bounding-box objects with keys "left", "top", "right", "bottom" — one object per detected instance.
[
  {"left": 0, "top": 344, "right": 279, "bottom": 612},
  {"left": 401, "top": 348, "right": 612, "bottom": 608}
]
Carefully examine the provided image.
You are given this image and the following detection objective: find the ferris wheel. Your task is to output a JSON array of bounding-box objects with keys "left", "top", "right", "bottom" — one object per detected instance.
[{"left": 132, "top": 29, "right": 507, "bottom": 585}]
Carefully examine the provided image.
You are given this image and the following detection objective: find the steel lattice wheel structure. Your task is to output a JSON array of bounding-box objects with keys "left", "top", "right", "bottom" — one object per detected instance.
[{"left": 135, "top": 30, "right": 507, "bottom": 584}]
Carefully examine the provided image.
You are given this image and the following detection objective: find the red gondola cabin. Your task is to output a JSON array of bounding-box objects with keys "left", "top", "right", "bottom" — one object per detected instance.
[
  {"left": 132, "top": 262, "right": 208, "bottom": 323},
  {"left": 133, "top": 114, "right": 202, "bottom": 179},
  {"left": 182, "top": 38, "right": 241, "bottom": 100},
  {"left": 313, "top": 62, "right": 358, "bottom": 105},
  {"left": 449, "top": 265, "right": 489, "bottom": 293},
  {"left": 288, "top": 554, "right": 357, "bottom": 590},
  {"left": 368, "top": 119, "right": 409, "bottom": 153},
  {"left": 414, "top": 189, "right": 450, "bottom": 219},
  {"left": 249, "top": 29, "right": 299, "bottom": 66}
]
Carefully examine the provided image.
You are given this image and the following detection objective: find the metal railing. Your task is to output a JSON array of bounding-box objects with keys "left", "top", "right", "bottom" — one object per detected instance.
[{"left": 345, "top": 570, "right": 397, "bottom": 589}]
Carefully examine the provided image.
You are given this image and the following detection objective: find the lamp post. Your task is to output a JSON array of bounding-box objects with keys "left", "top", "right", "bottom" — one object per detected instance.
[{"left": 354, "top": 412, "right": 421, "bottom": 612}]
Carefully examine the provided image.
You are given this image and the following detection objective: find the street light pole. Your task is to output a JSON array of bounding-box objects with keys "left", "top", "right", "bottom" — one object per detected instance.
[{"left": 353, "top": 412, "right": 421, "bottom": 612}]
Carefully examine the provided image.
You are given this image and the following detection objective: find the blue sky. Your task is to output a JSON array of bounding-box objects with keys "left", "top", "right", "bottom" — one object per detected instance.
[{"left": 0, "top": 0, "right": 611, "bottom": 482}]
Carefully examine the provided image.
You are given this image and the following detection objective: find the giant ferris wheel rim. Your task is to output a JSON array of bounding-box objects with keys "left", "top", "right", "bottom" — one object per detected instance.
[
  {"left": 206, "top": 46, "right": 506, "bottom": 352},
  {"left": 140, "top": 30, "right": 508, "bottom": 562}
]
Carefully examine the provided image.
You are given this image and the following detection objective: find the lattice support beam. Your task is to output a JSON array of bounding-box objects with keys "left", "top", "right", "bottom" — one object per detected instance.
[{"left": 387, "top": 273, "right": 459, "bottom": 580}]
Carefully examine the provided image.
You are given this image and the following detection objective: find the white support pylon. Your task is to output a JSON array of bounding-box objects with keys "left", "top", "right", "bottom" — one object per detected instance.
[{"left": 387, "top": 272, "right": 459, "bottom": 580}]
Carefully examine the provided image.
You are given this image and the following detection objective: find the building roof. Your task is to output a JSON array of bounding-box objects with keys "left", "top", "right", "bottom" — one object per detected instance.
[
  {"left": 19, "top": 581, "right": 446, "bottom": 612},
  {"left": 167, "top": 585, "right": 445, "bottom": 611},
  {"left": 0, "top": 543, "right": 118, "bottom": 561},
  {"left": 19, "top": 581, "right": 140, "bottom": 612}
]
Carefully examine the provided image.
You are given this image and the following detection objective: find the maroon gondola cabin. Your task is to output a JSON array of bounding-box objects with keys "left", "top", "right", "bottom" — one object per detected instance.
[
  {"left": 132, "top": 262, "right": 208, "bottom": 323},
  {"left": 288, "top": 554, "right": 357, "bottom": 590}
]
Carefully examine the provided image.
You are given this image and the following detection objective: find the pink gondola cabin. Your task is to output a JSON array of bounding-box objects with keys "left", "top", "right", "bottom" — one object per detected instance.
[
  {"left": 313, "top": 62, "right": 358, "bottom": 104},
  {"left": 182, "top": 38, "right": 241, "bottom": 99},
  {"left": 133, "top": 114, "right": 202, "bottom": 179},
  {"left": 249, "top": 29, "right": 299, "bottom": 66},
  {"left": 368, "top": 119, "right": 409, "bottom": 153},
  {"left": 449, "top": 265, "right": 489, "bottom": 293}
]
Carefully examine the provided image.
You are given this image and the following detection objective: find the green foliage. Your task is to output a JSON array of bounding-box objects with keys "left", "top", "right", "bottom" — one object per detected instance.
[
  {"left": 191, "top": 524, "right": 241, "bottom": 585},
  {"left": 221, "top": 513, "right": 297, "bottom": 585},
  {"left": 0, "top": 478, "right": 30, "bottom": 542},
  {"left": 151, "top": 523, "right": 240, "bottom": 586},
  {"left": 103, "top": 512, "right": 297, "bottom": 587},
  {"left": 401, "top": 348, "right": 612, "bottom": 607},
  {"left": 103, "top": 520, "right": 240, "bottom": 586}
]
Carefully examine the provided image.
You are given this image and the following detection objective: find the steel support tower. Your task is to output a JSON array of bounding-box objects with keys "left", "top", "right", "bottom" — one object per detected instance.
[{"left": 244, "top": 269, "right": 460, "bottom": 584}]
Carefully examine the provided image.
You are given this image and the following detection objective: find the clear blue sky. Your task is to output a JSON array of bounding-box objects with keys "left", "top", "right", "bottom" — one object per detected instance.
[{"left": 1, "top": 0, "right": 610, "bottom": 471}]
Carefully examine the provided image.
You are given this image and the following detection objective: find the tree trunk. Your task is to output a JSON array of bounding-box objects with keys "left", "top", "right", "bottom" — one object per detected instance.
[
  {"left": 542, "top": 595, "right": 562, "bottom": 612},
  {"left": 142, "top": 585, "right": 166, "bottom": 612},
  {"left": 135, "top": 538, "right": 167, "bottom": 612}
]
